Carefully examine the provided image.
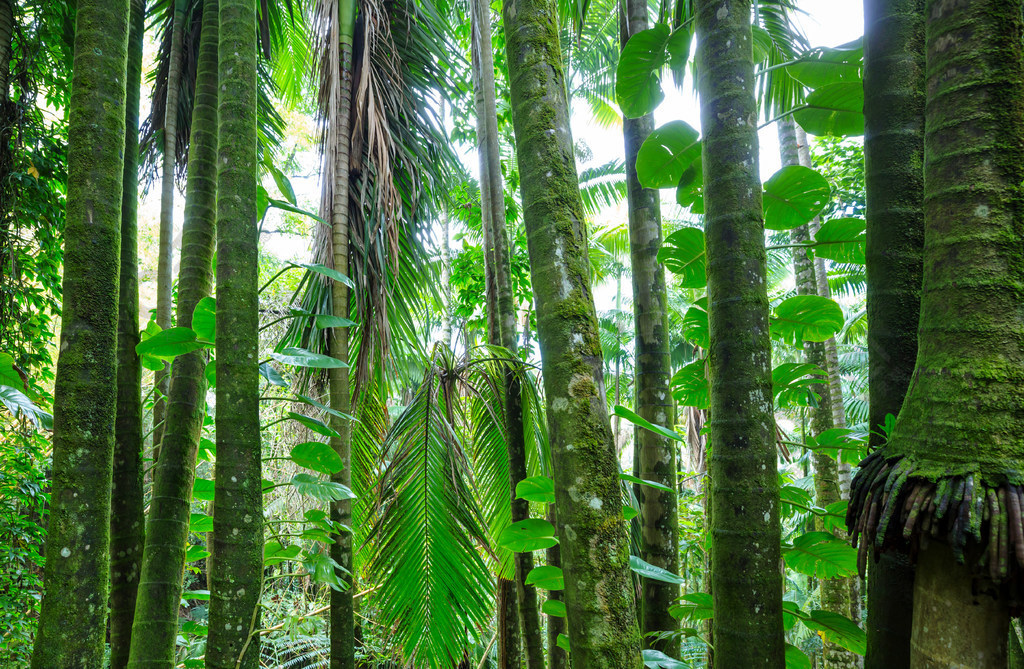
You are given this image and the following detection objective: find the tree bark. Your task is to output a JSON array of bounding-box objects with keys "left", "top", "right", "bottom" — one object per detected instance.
[
  {"left": 502, "top": 0, "right": 642, "bottom": 663},
  {"left": 696, "top": 1, "right": 784, "bottom": 665},
  {"left": 545, "top": 505, "right": 567, "bottom": 669},
  {"left": 207, "top": 0, "right": 262, "bottom": 666},
  {"left": 29, "top": 1, "right": 129, "bottom": 666},
  {"left": 109, "top": 2, "right": 146, "bottom": 666},
  {"left": 860, "top": 0, "right": 924, "bottom": 663},
  {"left": 126, "top": 1, "right": 218, "bottom": 665},
  {"left": 0, "top": 0, "right": 12, "bottom": 105},
  {"left": 621, "top": 0, "right": 679, "bottom": 656}
]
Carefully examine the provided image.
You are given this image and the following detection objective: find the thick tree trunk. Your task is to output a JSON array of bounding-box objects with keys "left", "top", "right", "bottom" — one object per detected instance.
[
  {"left": 621, "top": 0, "right": 679, "bottom": 656},
  {"left": 153, "top": 0, "right": 187, "bottom": 454},
  {"left": 471, "top": 0, "right": 543, "bottom": 665},
  {"left": 696, "top": 1, "right": 783, "bottom": 665},
  {"left": 502, "top": 0, "right": 642, "bottom": 663},
  {"left": 207, "top": 0, "right": 262, "bottom": 666},
  {"left": 126, "top": 1, "right": 218, "bottom": 666},
  {"left": 860, "top": 1, "right": 924, "bottom": 664},
  {"left": 29, "top": 1, "right": 130, "bottom": 666},
  {"left": 109, "top": 2, "right": 146, "bottom": 666},
  {"left": 328, "top": 0, "right": 356, "bottom": 665},
  {"left": 778, "top": 118, "right": 855, "bottom": 669}
]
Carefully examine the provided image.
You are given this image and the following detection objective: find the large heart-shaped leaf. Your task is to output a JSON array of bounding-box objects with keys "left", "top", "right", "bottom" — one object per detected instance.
[
  {"left": 290, "top": 441, "right": 345, "bottom": 475},
  {"left": 189, "top": 512, "right": 213, "bottom": 533},
  {"left": 671, "top": 359, "right": 709, "bottom": 409},
  {"left": 786, "top": 39, "right": 863, "bottom": 89},
  {"left": 259, "top": 362, "right": 289, "bottom": 388},
  {"left": 136, "top": 327, "right": 208, "bottom": 359},
  {"left": 771, "top": 295, "right": 844, "bottom": 344},
  {"left": 680, "top": 306, "right": 709, "bottom": 349},
  {"left": 636, "top": 121, "right": 701, "bottom": 190},
  {"left": 772, "top": 361, "right": 825, "bottom": 408},
  {"left": 801, "top": 610, "right": 866, "bottom": 655},
  {"left": 783, "top": 531, "right": 857, "bottom": 579},
  {"left": 192, "top": 478, "right": 215, "bottom": 501},
  {"left": 525, "top": 565, "right": 564, "bottom": 590},
  {"left": 794, "top": 82, "right": 865, "bottom": 136},
  {"left": 657, "top": 228, "right": 706, "bottom": 288},
  {"left": 785, "top": 644, "right": 812, "bottom": 669},
  {"left": 629, "top": 555, "right": 685, "bottom": 584},
  {"left": 515, "top": 476, "right": 555, "bottom": 504},
  {"left": 541, "top": 599, "right": 566, "bottom": 618},
  {"left": 291, "top": 473, "right": 356, "bottom": 502},
  {"left": 812, "top": 218, "right": 866, "bottom": 264},
  {"left": 670, "top": 592, "right": 713, "bottom": 621},
  {"left": 271, "top": 347, "right": 348, "bottom": 369},
  {"left": 763, "top": 166, "right": 830, "bottom": 231},
  {"left": 497, "top": 518, "right": 558, "bottom": 552},
  {"left": 616, "top": 24, "right": 672, "bottom": 118},
  {"left": 192, "top": 297, "right": 216, "bottom": 343}
]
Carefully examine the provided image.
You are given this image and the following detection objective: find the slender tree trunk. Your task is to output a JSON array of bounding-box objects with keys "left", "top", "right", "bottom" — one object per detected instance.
[
  {"left": 126, "top": 1, "right": 218, "bottom": 665},
  {"left": 621, "top": 0, "right": 679, "bottom": 655},
  {"left": 778, "top": 117, "right": 855, "bottom": 669},
  {"left": 471, "top": 0, "right": 544, "bottom": 665},
  {"left": 860, "top": 0, "right": 924, "bottom": 664},
  {"left": 29, "top": 1, "right": 129, "bottom": 666},
  {"left": 545, "top": 505, "right": 567, "bottom": 669},
  {"left": 328, "top": 0, "right": 356, "bottom": 665},
  {"left": 207, "top": 0, "right": 262, "bottom": 665},
  {"left": 502, "top": 0, "right": 642, "bottom": 663},
  {"left": 441, "top": 213, "right": 452, "bottom": 348},
  {"left": 153, "top": 0, "right": 187, "bottom": 455},
  {"left": 696, "top": 1, "right": 783, "bottom": 665},
  {"left": 109, "top": 2, "right": 146, "bottom": 666},
  {"left": 0, "top": 0, "right": 12, "bottom": 104}
]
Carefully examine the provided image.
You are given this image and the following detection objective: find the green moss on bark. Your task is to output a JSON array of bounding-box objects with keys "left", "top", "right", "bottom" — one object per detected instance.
[
  {"left": 695, "top": 1, "right": 784, "bottom": 665},
  {"left": 30, "top": 1, "right": 130, "bottom": 666}
]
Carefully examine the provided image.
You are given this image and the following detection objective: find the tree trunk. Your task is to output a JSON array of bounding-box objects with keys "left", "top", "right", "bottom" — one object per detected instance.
[
  {"left": 621, "top": 0, "right": 679, "bottom": 655},
  {"left": 778, "top": 117, "right": 855, "bottom": 669},
  {"left": 153, "top": 0, "right": 187, "bottom": 455},
  {"left": 29, "top": 1, "right": 130, "bottom": 666},
  {"left": 328, "top": 0, "right": 356, "bottom": 665},
  {"left": 109, "top": 2, "right": 146, "bottom": 666},
  {"left": 502, "top": 0, "right": 642, "bottom": 663},
  {"left": 545, "top": 505, "right": 567, "bottom": 669},
  {"left": 696, "top": 1, "right": 783, "bottom": 665},
  {"left": 126, "top": 1, "right": 218, "bottom": 665},
  {"left": 471, "top": 0, "right": 543, "bottom": 665},
  {"left": 0, "top": 0, "right": 12, "bottom": 104},
  {"left": 207, "top": 0, "right": 262, "bottom": 666},
  {"left": 860, "top": 0, "right": 924, "bottom": 664}
]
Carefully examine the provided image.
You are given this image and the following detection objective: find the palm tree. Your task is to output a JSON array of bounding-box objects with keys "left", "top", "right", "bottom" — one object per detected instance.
[
  {"left": 695, "top": 0, "right": 783, "bottom": 665},
  {"left": 847, "top": 1, "right": 1024, "bottom": 664},
  {"left": 109, "top": 1, "right": 147, "bottom": 666},
  {"left": 619, "top": 0, "right": 679, "bottom": 655},
  {"left": 502, "top": 0, "right": 642, "bottom": 664},
  {"left": 206, "top": 0, "right": 262, "bottom": 665},
  {"left": 29, "top": 0, "right": 130, "bottom": 665},
  {"left": 126, "top": 0, "right": 219, "bottom": 665},
  {"left": 860, "top": 0, "right": 924, "bottom": 665}
]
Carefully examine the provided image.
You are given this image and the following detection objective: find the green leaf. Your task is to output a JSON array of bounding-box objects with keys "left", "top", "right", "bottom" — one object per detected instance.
[
  {"left": 515, "top": 476, "right": 555, "bottom": 504},
  {"left": 291, "top": 473, "right": 357, "bottom": 502},
  {"left": 783, "top": 600, "right": 801, "bottom": 631},
  {"left": 785, "top": 643, "right": 812, "bottom": 669},
  {"left": 315, "top": 314, "right": 358, "bottom": 329},
  {"left": 497, "top": 518, "right": 559, "bottom": 552},
  {"left": 629, "top": 555, "right": 685, "bottom": 584},
  {"left": 0, "top": 385, "right": 52, "bottom": 429},
  {"left": 779, "top": 484, "right": 814, "bottom": 512},
  {"left": 812, "top": 218, "right": 866, "bottom": 264},
  {"left": 556, "top": 634, "right": 570, "bottom": 652},
  {"left": 623, "top": 505, "right": 639, "bottom": 521},
  {"left": 658, "top": 228, "right": 706, "bottom": 289},
  {"left": 636, "top": 120, "right": 701, "bottom": 190},
  {"left": 267, "top": 198, "right": 323, "bottom": 222},
  {"left": 680, "top": 306, "right": 709, "bottom": 349},
  {"left": 786, "top": 40, "right": 863, "bottom": 89},
  {"left": 670, "top": 592, "right": 713, "bottom": 621},
  {"left": 620, "top": 473, "right": 675, "bottom": 493},
  {"left": 801, "top": 610, "right": 866, "bottom": 655},
  {"left": 185, "top": 544, "right": 210, "bottom": 563},
  {"left": 671, "top": 359, "right": 709, "bottom": 409},
  {"left": 613, "top": 405, "right": 682, "bottom": 442},
  {"left": 204, "top": 360, "right": 216, "bottom": 388},
  {"left": 189, "top": 512, "right": 213, "bottom": 533},
  {"left": 763, "top": 165, "right": 830, "bottom": 231},
  {"left": 267, "top": 163, "right": 297, "bottom": 205},
  {"left": 794, "top": 82, "right": 865, "bottom": 137},
  {"left": 192, "top": 297, "right": 216, "bottom": 343},
  {"left": 290, "top": 262, "right": 355, "bottom": 289},
  {"left": 192, "top": 478, "right": 215, "bottom": 501},
  {"left": 135, "top": 327, "right": 209, "bottom": 359},
  {"left": 642, "top": 649, "right": 690, "bottom": 669},
  {"left": 264, "top": 540, "right": 302, "bottom": 566},
  {"left": 183, "top": 590, "right": 210, "bottom": 601},
  {"left": 290, "top": 441, "right": 345, "bottom": 475},
  {"left": 0, "top": 352, "right": 25, "bottom": 391},
  {"left": 271, "top": 347, "right": 348, "bottom": 369},
  {"left": 259, "top": 362, "right": 288, "bottom": 388},
  {"left": 616, "top": 24, "right": 671, "bottom": 118},
  {"left": 292, "top": 393, "right": 357, "bottom": 421},
  {"left": 287, "top": 411, "right": 342, "bottom": 438},
  {"left": 771, "top": 295, "right": 845, "bottom": 344},
  {"left": 772, "top": 361, "right": 825, "bottom": 408},
  {"left": 525, "top": 565, "right": 564, "bottom": 590},
  {"left": 541, "top": 599, "right": 566, "bottom": 617},
  {"left": 783, "top": 531, "right": 858, "bottom": 579}
]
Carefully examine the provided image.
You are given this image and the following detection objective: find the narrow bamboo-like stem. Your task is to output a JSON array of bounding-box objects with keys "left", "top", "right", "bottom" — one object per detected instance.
[{"left": 29, "top": 1, "right": 129, "bottom": 666}]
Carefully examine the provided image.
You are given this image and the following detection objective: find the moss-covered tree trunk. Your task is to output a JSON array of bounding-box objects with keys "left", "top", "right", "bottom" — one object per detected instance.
[
  {"left": 327, "top": 0, "right": 356, "bottom": 665},
  {"left": 0, "top": 0, "right": 12, "bottom": 104},
  {"left": 847, "top": 1, "right": 1024, "bottom": 665},
  {"left": 207, "top": 0, "right": 262, "bottom": 665},
  {"left": 154, "top": 0, "right": 187, "bottom": 454},
  {"left": 545, "top": 505, "right": 567, "bottom": 669},
  {"left": 471, "top": 0, "right": 544, "bottom": 665},
  {"left": 109, "top": 2, "right": 146, "bottom": 666},
  {"left": 696, "top": 1, "right": 783, "bottom": 665},
  {"left": 29, "top": 1, "right": 129, "bottom": 666},
  {"left": 620, "top": 0, "right": 679, "bottom": 656},
  {"left": 502, "top": 0, "right": 642, "bottom": 664},
  {"left": 860, "top": 0, "right": 924, "bottom": 664},
  {"left": 126, "top": 1, "right": 218, "bottom": 665},
  {"left": 778, "top": 118, "right": 855, "bottom": 669}
]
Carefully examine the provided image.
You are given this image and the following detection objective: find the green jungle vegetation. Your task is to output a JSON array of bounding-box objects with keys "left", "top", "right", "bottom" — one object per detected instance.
[{"left": 1, "top": 0, "right": 1022, "bottom": 667}]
